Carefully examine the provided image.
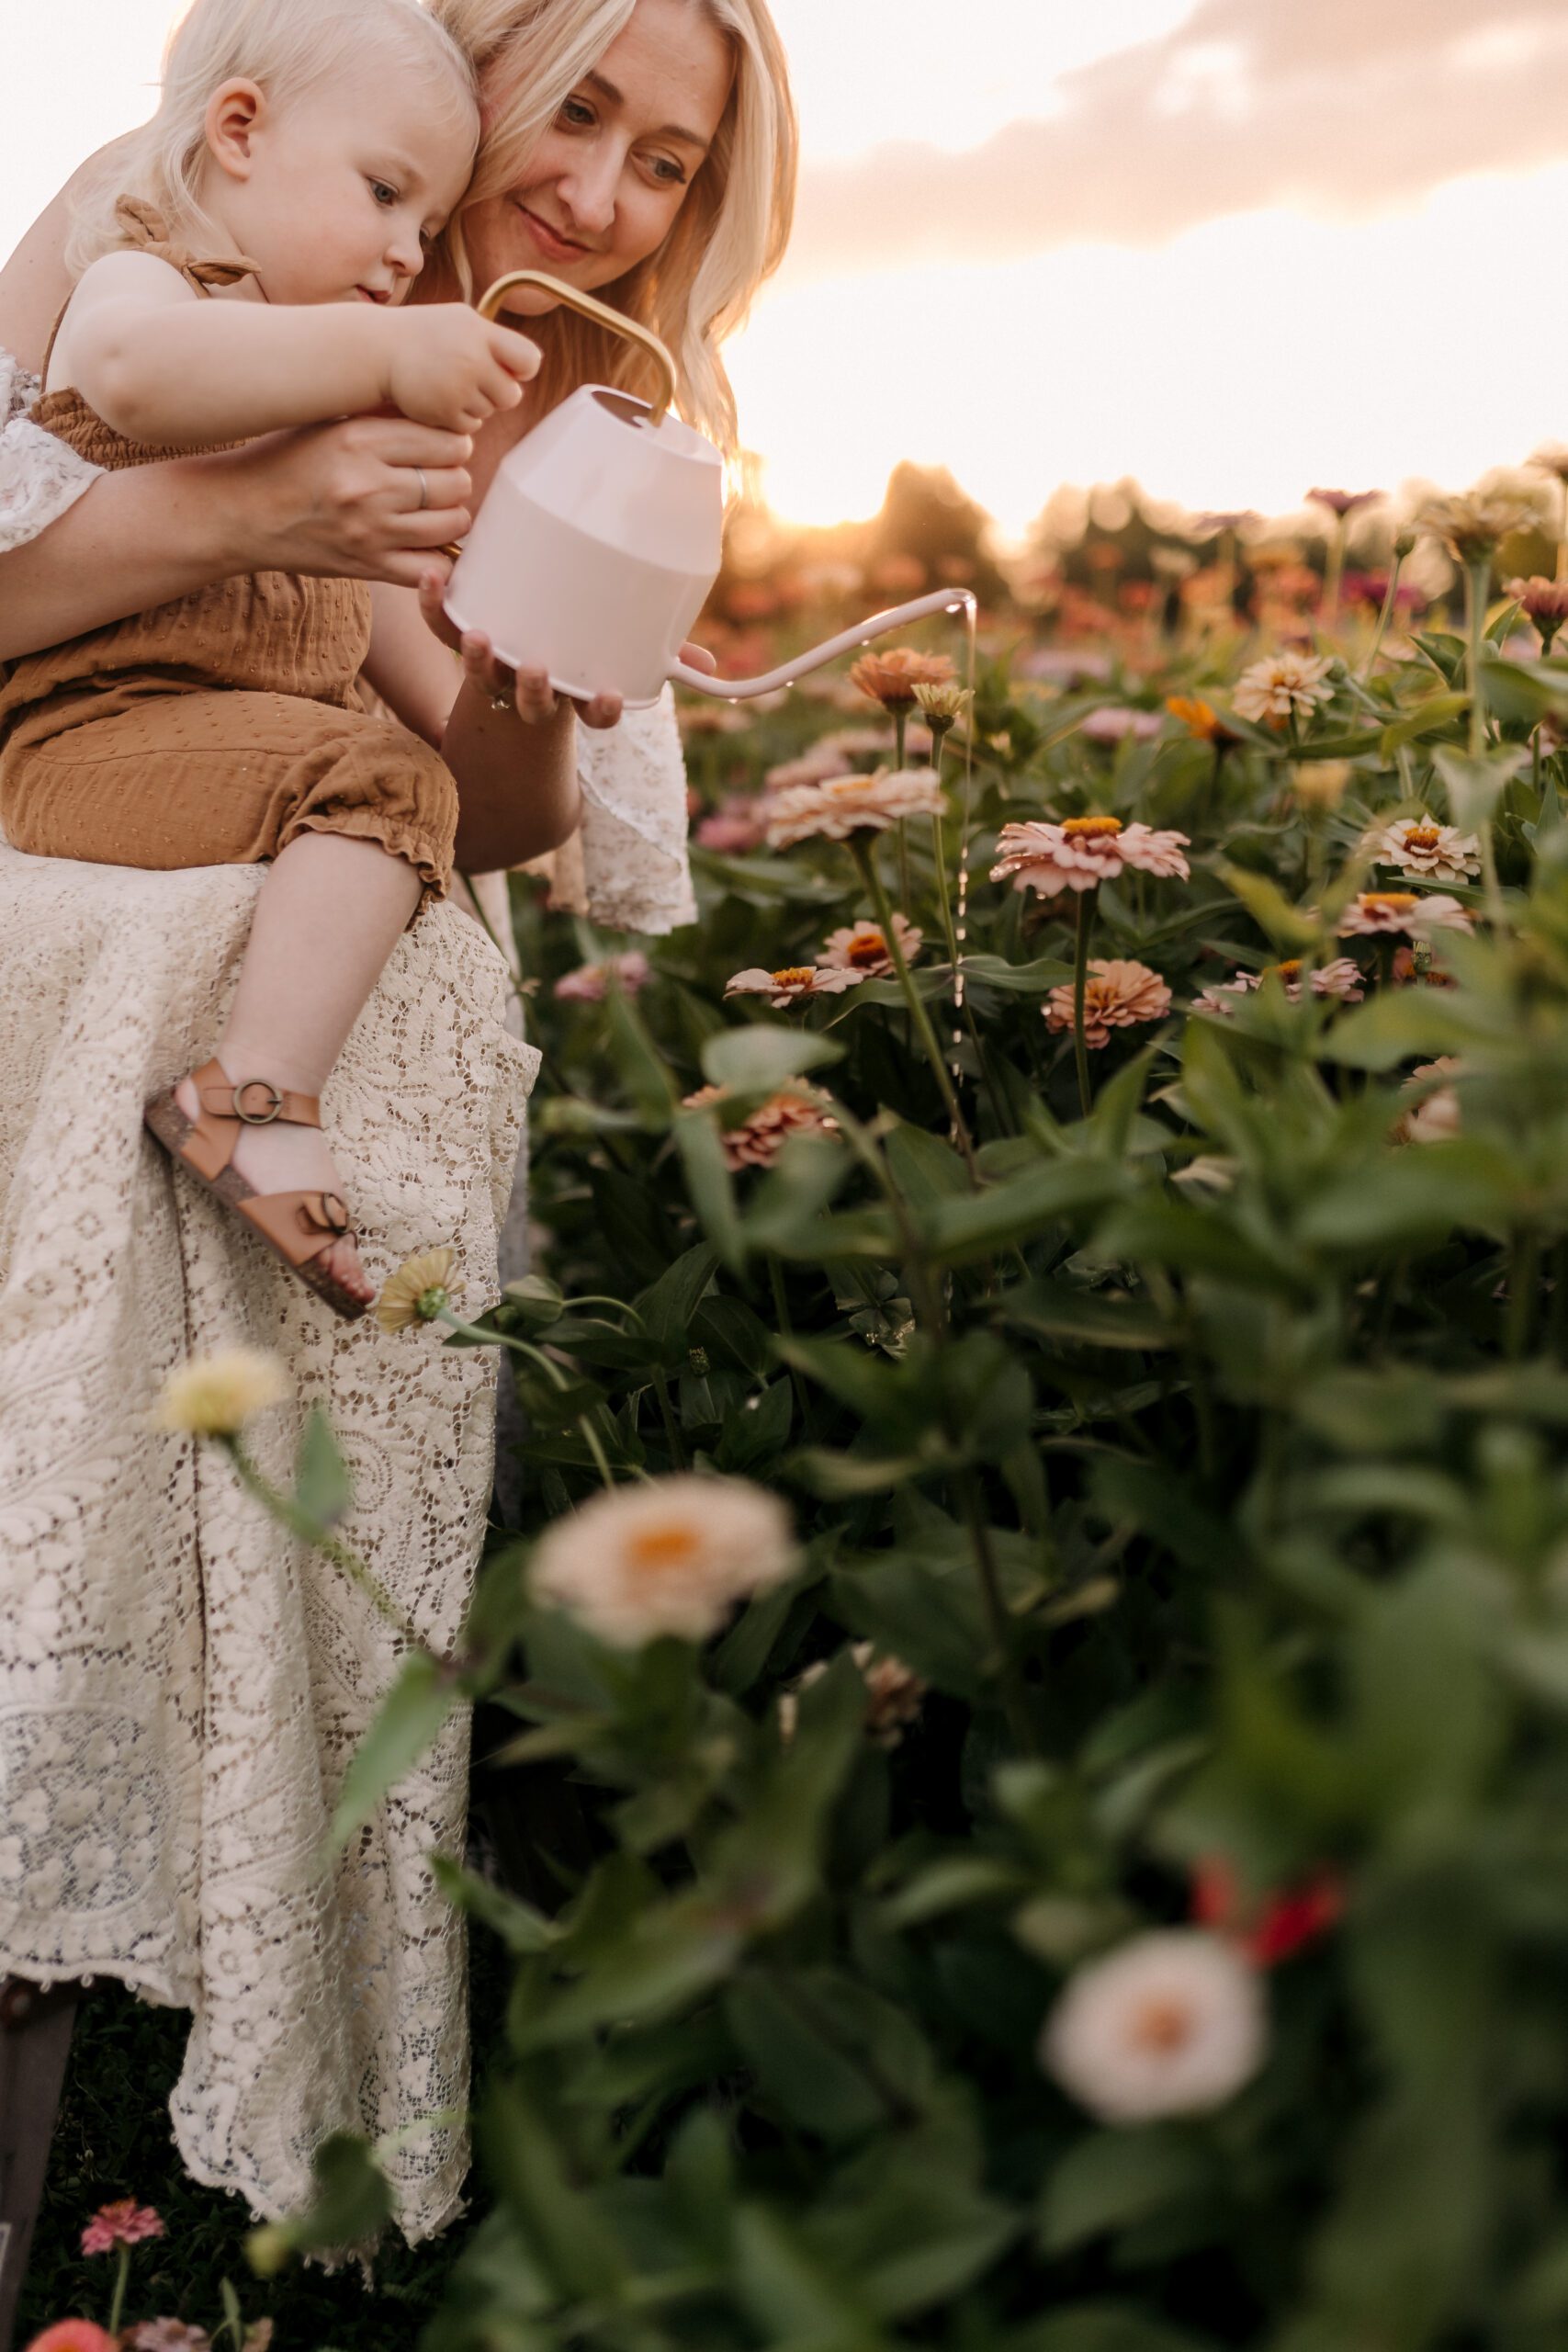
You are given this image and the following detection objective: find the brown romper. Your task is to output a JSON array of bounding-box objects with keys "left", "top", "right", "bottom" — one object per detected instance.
[{"left": 0, "top": 202, "right": 457, "bottom": 914}]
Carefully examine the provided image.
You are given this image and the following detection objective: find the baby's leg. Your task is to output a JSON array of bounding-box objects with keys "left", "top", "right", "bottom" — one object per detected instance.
[
  {"left": 175, "top": 833, "right": 423, "bottom": 1304},
  {"left": 3, "top": 690, "right": 458, "bottom": 1306}
]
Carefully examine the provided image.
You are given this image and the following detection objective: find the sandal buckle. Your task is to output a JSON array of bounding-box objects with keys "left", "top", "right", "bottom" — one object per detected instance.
[{"left": 232, "top": 1079, "right": 285, "bottom": 1125}]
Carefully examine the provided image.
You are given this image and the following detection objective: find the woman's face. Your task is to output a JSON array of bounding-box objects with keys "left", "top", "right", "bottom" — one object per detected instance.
[{"left": 463, "top": 0, "right": 736, "bottom": 313}]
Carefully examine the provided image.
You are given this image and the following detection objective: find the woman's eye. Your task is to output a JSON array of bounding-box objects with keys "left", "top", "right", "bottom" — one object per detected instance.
[
  {"left": 649, "top": 156, "right": 688, "bottom": 187},
  {"left": 560, "top": 98, "right": 594, "bottom": 127}
]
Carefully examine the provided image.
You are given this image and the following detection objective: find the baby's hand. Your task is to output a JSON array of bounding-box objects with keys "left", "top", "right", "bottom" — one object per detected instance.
[{"left": 382, "top": 305, "right": 540, "bottom": 435}]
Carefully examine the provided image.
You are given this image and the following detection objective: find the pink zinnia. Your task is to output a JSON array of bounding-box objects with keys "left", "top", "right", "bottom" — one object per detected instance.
[
  {"left": 81, "top": 2199, "right": 165, "bottom": 2256},
  {"left": 1046, "top": 959, "right": 1172, "bottom": 1048},
  {"left": 682, "top": 1085, "right": 840, "bottom": 1170},
  {"left": 696, "top": 798, "right": 765, "bottom": 854},
  {"left": 763, "top": 767, "right": 946, "bottom": 849},
  {"left": 553, "top": 951, "right": 651, "bottom": 1003},
  {"left": 991, "top": 815, "right": 1190, "bottom": 899},
  {"left": 818, "top": 915, "right": 923, "bottom": 978},
  {"left": 24, "top": 2325, "right": 120, "bottom": 2352},
  {"left": 1079, "top": 707, "right": 1162, "bottom": 746},
  {"left": 724, "top": 964, "right": 863, "bottom": 1009},
  {"left": 1194, "top": 957, "right": 1364, "bottom": 1012},
  {"left": 1337, "top": 891, "right": 1472, "bottom": 939}
]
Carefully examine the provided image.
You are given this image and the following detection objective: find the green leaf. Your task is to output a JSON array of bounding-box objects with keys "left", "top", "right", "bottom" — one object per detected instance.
[
  {"left": 1216, "top": 862, "right": 1319, "bottom": 949},
  {"left": 479, "top": 2080, "right": 632, "bottom": 2303},
  {"left": 328, "top": 1650, "right": 462, "bottom": 1852},
  {"left": 636, "top": 1244, "right": 719, "bottom": 1352},
  {"left": 1003, "top": 1279, "right": 1175, "bottom": 1351},
  {"left": 675, "top": 1104, "right": 745, "bottom": 1272},
  {"left": 247, "top": 2134, "right": 394, "bottom": 2270},
  {"left": 702, "top": 1023, "right": 843, "bottom": 1091},
  {"left": 1041, "top": 2127, "right": 1217, "bottom": 2256},
  {"left": 430, "top": 1853, "right": 561, "bottom": 1954},
  {"left": 294, "top": 1406, "right": 352, "bottom": 1530},
  {"left": 1379, "top": 691, "right": 1470, "bottom": 756},
  {"left": 883, "top": 1120, "right": 971, "bottom": 1212},
  {"left": 1296, "top": 1138, "right": 1521, "bottom": 1248},
  {"left": 919, "top": 1159, "right": 1129, "bottom": 1264},
  {"left": 1431, "top": 742, "right": 1529, "bottom": 832},
  {"left": 726, "top": 1969, "right": 936, "bottom": 2139}
]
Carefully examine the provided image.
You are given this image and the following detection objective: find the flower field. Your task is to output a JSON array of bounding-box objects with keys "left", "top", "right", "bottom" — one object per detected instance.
[{"left": 29, "top": 477, "right": 1568, "bottom": 2351}]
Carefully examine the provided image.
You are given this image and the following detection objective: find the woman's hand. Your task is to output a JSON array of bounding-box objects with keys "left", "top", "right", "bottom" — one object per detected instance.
[
  {"left": 418, "top": 571, "right": 721, "bottom": 730},
  {"left": 214, "top": 414, "right": 478, "bottom": 588}
]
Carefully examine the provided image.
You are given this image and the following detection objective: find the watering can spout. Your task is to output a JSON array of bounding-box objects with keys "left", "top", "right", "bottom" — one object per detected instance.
[{"left": 669, "top": 591, "right": 978, "bottom": 701}]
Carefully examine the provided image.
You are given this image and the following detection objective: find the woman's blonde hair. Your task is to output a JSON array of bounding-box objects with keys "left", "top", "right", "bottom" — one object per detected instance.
[
  {"left": 429, "top": 0, "right": 796, "bottom": 465},
  {"left": 66, "top": 0, "right": 479, "bottom": 277}
]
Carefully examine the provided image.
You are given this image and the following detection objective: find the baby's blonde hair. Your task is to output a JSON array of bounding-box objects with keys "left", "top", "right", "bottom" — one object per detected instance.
[
  {"left": 67, "top": 0, "right": 479, "bottom": 276},
  {"left": 429, "top": 0, "right": 796, "bottom": 466}
]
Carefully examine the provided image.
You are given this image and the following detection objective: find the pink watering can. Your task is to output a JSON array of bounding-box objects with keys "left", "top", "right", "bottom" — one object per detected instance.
[{"left": 445, "top": 271, "right": 973, "bottom": 708}]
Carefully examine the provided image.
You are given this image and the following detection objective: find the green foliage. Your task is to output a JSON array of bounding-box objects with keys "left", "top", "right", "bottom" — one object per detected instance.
[{"left": 290, "top": 605, "right": 1568, "bottom": 2346}]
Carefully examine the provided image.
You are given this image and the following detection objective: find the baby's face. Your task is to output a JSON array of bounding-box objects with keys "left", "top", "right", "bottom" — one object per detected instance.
[{"left": 210, "top": 58, "right": 478, "bottom": 307}]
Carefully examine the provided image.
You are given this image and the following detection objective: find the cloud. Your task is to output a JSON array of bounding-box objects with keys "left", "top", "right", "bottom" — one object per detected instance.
[{"left": 780, "top": 0, "right": 1568, "bottom": 284}]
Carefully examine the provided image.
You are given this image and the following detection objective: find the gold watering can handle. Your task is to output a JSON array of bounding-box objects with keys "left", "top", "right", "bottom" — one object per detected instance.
[{"left": 477, "top": 270, "right": 678, "bottom": 424}]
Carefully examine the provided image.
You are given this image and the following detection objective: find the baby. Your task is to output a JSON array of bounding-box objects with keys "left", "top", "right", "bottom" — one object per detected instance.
[{"left": 0, "top": 0, "right": 541, "bottom": 1317}]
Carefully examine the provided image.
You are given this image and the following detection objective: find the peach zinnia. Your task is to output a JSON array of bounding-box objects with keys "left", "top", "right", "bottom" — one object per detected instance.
[
  {"left": 1194, "top": 957, "right": 1364, "bottom": 1013},
  {"left": 849, "top": 647, "right": 955, "bottom": 710},
  {"left": 1233, "top": 650, "right": 1335, "bottom": 726},
  {"left": 724, "top": 964, "right": 863, "bottom": 1009},
  {"left": 1366, "top": 816, "right": 1481, "bottom": 885},
  {"left": 1337, "top": 890, "right": 1472, "bottom": 938},
  {"left": 763, "top": 767, "right": 946, "bottom": 848},
  {"left": 1392, "top": 1057, "right": 1463, "bottom": 1146},
  {"left": 1046, "top": 959, "right": 1172, "bottom": 1048},
  {"left": 682, "top": 1084, "right": 841, "bottom": 1170},
  {"left": 991, "top": 815, "right": 1190, "bottom": 899},
  {"left": 528, "top": 1474, "right": 797, "bottom": 1647},
  {"left": 818, "top": 915, "right": 923, "bottom": 978}
]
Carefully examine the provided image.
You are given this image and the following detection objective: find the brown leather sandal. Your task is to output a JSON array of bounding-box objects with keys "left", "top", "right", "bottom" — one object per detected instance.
[{"left": 144, "top": 1058, "right": 370, "bottom": 1322}]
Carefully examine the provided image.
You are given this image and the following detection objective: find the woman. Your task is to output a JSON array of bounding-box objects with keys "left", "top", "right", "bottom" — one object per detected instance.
[{"left": 0, "top": 0, "right": 796, "bottom": 2246}]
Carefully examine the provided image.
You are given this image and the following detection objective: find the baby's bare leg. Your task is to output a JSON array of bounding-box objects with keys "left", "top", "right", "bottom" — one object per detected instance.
[{"left": 175, "top": 832, "right": 423, "bottom": 1304}]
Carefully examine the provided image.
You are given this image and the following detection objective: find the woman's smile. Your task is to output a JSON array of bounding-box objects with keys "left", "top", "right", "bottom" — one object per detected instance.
[{"left": 512, "top": 200, "right": 593, "bottom": 263}]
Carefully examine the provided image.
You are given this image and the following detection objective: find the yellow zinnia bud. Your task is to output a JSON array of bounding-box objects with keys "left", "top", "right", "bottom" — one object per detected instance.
[{"left": 153, "top": 1349, "right": 289, "bottom": 1437}]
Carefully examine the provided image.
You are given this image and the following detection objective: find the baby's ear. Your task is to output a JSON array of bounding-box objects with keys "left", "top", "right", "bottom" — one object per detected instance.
[{"left": 205, "top": 78, "right": 266, "bottom": 180}]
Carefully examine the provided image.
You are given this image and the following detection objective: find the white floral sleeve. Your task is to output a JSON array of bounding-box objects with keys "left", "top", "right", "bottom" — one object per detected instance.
[
  {"left": 531, "top": 685, "right": 697, "bottom": 934},
  {"left": 0, "top": 345, "right": 101, "bottom": 555}
]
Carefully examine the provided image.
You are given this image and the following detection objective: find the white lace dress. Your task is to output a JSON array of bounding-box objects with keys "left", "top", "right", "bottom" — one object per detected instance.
[{"left": 0, "top": 351, "right": 693, "bottom": 2243}]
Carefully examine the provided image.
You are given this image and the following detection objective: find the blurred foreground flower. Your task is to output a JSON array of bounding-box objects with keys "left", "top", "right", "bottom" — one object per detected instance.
[
  {"left": 25, "top": 2327, "right": 119, "bottom": 2352},
  {"left": 849, "top": 647, "right": 954, "bottom": 709},
  {"left": 1338, "top": 890, "right": 1472, "bottom": 939},
  {"left": 1166, "top": 695, "right": 1238, "bottom": 744},
  {"left": 529, "top": 1474, "right": 796, "bottom": 1646},
  {"left": 818, "top": 915, "right": 923, "bottom": 978},
  {"left": 1291, "top": 759, "right": 1353, "bottom": 811},
  {"left": 1233, "top": 650, "right": 1335, "bottom": 725},
  {"left": 1508, "top": 575, "right": 1568, "bottom": 652},
  {"left": 991, "top": 816, "right": 1190, "bottom": 899},
  {"left": 1367, "top": 816, "right": 1481, "bottom": 884},
  {"left": 1042, "top": 1930, "right": 1267, "bottom": 2123},
  {"left": 554, "top": 950, "right": 650, "bottom": 1002},
  {"left": 126, "top": 2324, "right": 216, "bottom": 2351},
  {"left": 682, "top": 1084, "right": 840, "bottom": 1170},
  {"left": 152, "top": 1354, "right": 287, "bottom": 1438},
  {"left": 1307, "top": 486, "right": 1382, "bottom": 519},
  {"left": 1194, "top": 957, "right": 1364, "bottom": 1013},
  {"left": 1192, "top": 1856, "right": 1346, "bottom": 1966},
  {"left": 1422, "top": 490, "right": 1539, "bottom": 561},
  {"left": 763, "top": 767, "right": 945, "bottom": 848},
  {"left": 725, "top": 964, "right": 863, "bottom": 1009},
  {"left": 1046, "top": 959, "right": 1171, "bottom": 1048},
  {"left": 764, "top": 741, "right": 859, "bottom": 792},
  {"left": 376, "top": 1247, "right": 457, "bottom": 1334},
  {"left": 1393, "top": 1057, "right": 1464, "bottom": 1145}
]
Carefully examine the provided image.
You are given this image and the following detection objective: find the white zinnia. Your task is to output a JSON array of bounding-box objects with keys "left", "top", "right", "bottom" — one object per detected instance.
[
  {"left": 153, "top": 1348, "right": 289, "bottom": 1436},
  {"left": 1041, "top": 1930, "right": 1267, "bottom": 2123},
  {"left": 528, "top": 1475, "right": 797, "bottom": 1647},
  {"left": 1233, "top": 651, "right": 1335, "bottom": 725}
]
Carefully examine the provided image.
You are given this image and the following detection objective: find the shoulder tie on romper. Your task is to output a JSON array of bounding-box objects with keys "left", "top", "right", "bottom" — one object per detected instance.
[{"left": 112, "top": 197, "right": 262, "bottom": 293}]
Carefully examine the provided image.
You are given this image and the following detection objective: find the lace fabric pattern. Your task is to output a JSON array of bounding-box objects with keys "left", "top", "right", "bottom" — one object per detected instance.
[
  {"left": 0, "top": 349, "right": 101, "bottom": 554},
  {"left": 0, "top": 845, "right": 537, "bottom": 2243}
]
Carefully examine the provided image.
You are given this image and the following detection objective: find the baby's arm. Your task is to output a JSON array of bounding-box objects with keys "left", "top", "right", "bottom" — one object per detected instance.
[{"left": 52, "top": 253, "right": 537, "bottom": 447}]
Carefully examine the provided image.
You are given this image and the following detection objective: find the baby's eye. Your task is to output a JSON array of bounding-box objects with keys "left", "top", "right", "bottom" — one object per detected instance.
[{"left": 369, "top": 180, "right": 400, "bottom": 209}]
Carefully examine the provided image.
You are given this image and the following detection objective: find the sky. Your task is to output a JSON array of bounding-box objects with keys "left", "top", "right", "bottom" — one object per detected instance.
[{"left": 6, "top": 0, "right": 1568, "bottom": 540}]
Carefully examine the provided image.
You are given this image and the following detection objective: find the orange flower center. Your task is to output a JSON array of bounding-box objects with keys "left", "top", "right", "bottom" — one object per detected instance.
[
  {"left": 1129, "top": 1996, "right": 1195, "bottom": 2055},
  {"left": 1362, "top": 891, "right": 1418, "bottom": 912},
  {"left": 627, "top": 1521, "right": 702, "bottom": 1577},
  {"left": 847, "top": 933, "right": 889, "bottom": 967},
  {"left": 1061, "top": 816, "right": 1123, "bottom": 839},
  {"left": 1269, "top": 960, "right": 1303, "bottom": 982},
  {"left": 1404, "top": 827, "right": 1441, "bottom": 849},
  {"left": 773, "top": 967, "right": 817, "bottom": 988}
]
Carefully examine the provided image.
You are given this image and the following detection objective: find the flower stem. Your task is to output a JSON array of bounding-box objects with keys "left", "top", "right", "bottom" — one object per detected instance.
[
  {"left": 1071, "top": 889, "right": 1098, "bottom": 1119},
  {"left": 961, "top": 1472, "right": 1039, "bottom": 1756},
  {"left": 1359, "top": 549, "right": 1405, "bottom": 682},
  {"left": 224, "top": 1438, "right": 425, "bottom": 1650},
  {"left": 1461, "top": 556, "right": 1507, "bottom": 927},
  {"left": 853, "top": 839, "right": 977, "bottom": 1176},
  {"left": 108, "top": 2245, "right": 130, "bottom": 2337},
  {"left": 436, "top": 1309, "right": 617, "bottom": 1491}
]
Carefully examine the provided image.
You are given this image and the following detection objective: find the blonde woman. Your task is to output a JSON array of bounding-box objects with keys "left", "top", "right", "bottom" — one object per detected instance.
[{"left": 0, "top": 0, "right": 796, "bottom": 2245}]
